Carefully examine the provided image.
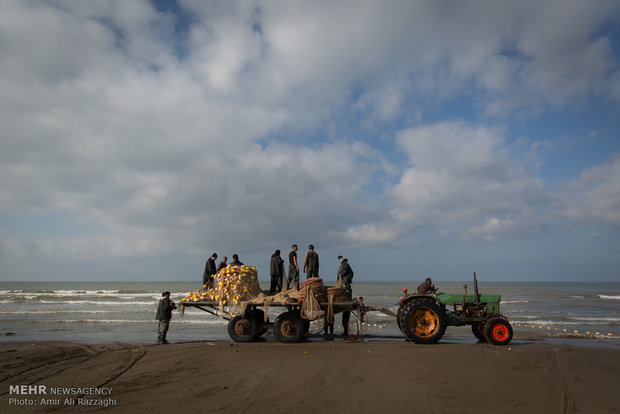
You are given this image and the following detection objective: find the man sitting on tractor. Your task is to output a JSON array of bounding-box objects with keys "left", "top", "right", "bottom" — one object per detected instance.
[{"left": 417, "top": 277, "right": 436, "bottom": 294}]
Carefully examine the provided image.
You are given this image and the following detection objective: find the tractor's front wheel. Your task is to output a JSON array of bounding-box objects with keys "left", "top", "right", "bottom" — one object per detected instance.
[
  {"left": 399, "top": 299, "right": 446, "bottom": 344},
  {"left": 484, "top": 317, "right": 513, "bottom": 345}
]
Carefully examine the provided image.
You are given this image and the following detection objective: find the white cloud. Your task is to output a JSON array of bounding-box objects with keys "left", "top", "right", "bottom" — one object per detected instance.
[
  {"left": 559, "top": 155, "right": 620, "bottom": 226},
  {"left": 345, "top": 122, "right": 547, "bottom": 244},
  {"left": 394, "top": 122, "right": 545, "bottom": 224}
]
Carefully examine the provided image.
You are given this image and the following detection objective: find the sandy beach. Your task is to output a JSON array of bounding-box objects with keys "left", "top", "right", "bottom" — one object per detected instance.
[{"left": 1, "top": 339, "right": 619, "bottom": 413}]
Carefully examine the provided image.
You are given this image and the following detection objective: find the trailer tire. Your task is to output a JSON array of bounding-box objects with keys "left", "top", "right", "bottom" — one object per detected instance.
[
  {"left": 273, "top": 311, "right": 304, "bottom": 343},
  {"left": 399, "top": 299, "right": 446, "bottom": 344},
  {"left": 484, "top": 317, "right": 513, "bottom": 346},
  {"left": 228, "top": 315, "right": 258, "bottom": 342},
  {"left": 246, "top": 309, "right": 268, "bottom": 338},
  {"left": 472, "top": 324, "right": 487, "bottom": 342}
]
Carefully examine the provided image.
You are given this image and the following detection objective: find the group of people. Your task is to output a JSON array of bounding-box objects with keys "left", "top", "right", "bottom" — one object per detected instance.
[
  {"left": 199, "top": 245, "right": 322, "bottom": 295},
  {"left": 268, "top": 244, "right": 319, "bottom": 294},
  {"left": 201, "top": 244, "right": 356, "bottom": 337}
]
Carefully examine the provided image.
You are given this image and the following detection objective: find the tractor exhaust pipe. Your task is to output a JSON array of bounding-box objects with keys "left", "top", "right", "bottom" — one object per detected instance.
[{"left": 473, "top": 272, "right": 480, "bottom": 305}]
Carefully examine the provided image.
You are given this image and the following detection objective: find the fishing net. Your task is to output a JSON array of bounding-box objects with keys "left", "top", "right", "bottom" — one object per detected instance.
[{"left": 180, "top": 264, "right": 300, "bottom": 318}]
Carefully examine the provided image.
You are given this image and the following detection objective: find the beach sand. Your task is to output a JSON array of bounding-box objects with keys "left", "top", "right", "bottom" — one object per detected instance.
[{"left": 1, "top": 339, "right": 619, "bottom": 413}]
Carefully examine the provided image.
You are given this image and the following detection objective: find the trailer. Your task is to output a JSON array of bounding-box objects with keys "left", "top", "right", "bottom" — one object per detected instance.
[{"left": 181, "top": 298, "right": 360, "bottom": 343}]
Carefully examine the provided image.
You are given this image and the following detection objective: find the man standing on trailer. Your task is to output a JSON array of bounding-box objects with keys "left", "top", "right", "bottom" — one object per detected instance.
[
  {"left": 287, "top": 244, "right": 300, "bottom": 290},
  {"left": 203, "top": 253, "right": 218, "bottom": 290},
  {"left": 303, "top": 244, "right": 319, "bottom": 279},
  {"left": 230, "top": 254, "right": 244, "bottom": 266},
  {"left": 217, "top": 256, "right": 228, "bottom": 271},
  {"left": 270, "top": 249, "right": 285, "bottom": 294}
]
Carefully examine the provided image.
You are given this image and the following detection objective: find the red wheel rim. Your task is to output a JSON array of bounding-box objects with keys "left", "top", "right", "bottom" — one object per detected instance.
[{"left": 490, "top": 323, "right": 509, "bottom": 341}]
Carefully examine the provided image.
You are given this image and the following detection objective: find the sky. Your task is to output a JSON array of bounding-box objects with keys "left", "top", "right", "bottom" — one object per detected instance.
[{"left": 1, "top": 0, "right": 620, "bottom": 283}]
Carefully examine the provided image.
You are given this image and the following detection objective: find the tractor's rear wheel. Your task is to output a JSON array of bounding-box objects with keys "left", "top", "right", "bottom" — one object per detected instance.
[
  {"left": 484, "top": 317, "right": 513, "bottom": 345},
  {"left": 399, "top": 299, "right": 446, "bottom": 344},
  {"left": 472, "top": 324, "right": 487, "bottom": 342},
  {"left": 396, "top": 306, "right": 404, "bottom": 333}
]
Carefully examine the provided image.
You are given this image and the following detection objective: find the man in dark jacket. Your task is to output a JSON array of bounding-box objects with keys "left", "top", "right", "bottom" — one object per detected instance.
[
  {"left": 417, "top": 277, "right": 436, "bottom": 294},
  {"left": 270, "top": 250, "right": 285, "bottom": 294},
  {"left": 203, "top": 253, "right": 218, "bottom": 289},
  {"left": 230, "top": 254, "right": 244, "bottom": 266},
  {"left": 155, "top": 291, "right": 176, "bottom": 344},
  {"left": 217, "top": 256, "right": 228, "bottom": 271},
  {"left": 303, "top": 245, "right": 319, "bottom": 279},
  {"left": 337, "top": 255, "right": 354, "bottom": 336}
]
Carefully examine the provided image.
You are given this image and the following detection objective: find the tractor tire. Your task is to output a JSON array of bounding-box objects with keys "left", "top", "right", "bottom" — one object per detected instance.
[
  {"left": 227, "top": 315, "right": 258, "bottom": 342},
  {"left": 396, "top": 305, "right": 405, "bottom": 333},
  {"left": 246, "top": 309, "right": 268, "bottom": 338},
  {"left": 472, "top": 324, "right": 487, "bottom": 342},
  {"left": 399, "top": 299, "right": 446, "bottom": 344},
  {"left": 273, "top": 311, "right": 305, "bottom": 343},
  {"left": 484, "top": 317, "right": 513, "bottom": 346}
]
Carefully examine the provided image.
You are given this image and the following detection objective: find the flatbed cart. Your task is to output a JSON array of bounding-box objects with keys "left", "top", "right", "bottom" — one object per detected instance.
[{"left": 181, "top": 299, "right": 361, "bottom": 343}]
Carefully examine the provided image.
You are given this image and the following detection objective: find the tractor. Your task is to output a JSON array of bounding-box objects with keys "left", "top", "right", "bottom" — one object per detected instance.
[{"left": 397, "top": 273, "right": 513, "bottom": 345}]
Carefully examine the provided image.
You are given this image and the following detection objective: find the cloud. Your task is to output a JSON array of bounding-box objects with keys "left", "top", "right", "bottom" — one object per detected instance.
[
  {"left": 558, "top": 155, "right": 620, "bottom": 226},
  {"left": 1, "top": 1, "right": 619, "bottom": 280},
  {"left": 345, "top": 121, "right": 547, "bottom": 244}
]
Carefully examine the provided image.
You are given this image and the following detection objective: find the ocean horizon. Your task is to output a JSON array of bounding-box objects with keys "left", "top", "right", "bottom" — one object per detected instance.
[{"left": 1, "top": 280, "right": 619, "bottom": 348}]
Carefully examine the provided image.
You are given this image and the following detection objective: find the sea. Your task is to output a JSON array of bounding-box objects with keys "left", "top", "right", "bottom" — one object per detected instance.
[{"left": 1, "top": 281, "right": 619, "bottom": 349}]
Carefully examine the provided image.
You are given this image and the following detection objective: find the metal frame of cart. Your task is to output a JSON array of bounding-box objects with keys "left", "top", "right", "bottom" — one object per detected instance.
[{"left": 181, "top": 300, "right": 361, "bottom": 343}]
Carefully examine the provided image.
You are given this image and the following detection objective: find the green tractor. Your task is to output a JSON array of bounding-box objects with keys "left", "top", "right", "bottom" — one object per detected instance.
[{"left": 397, "top": 273, "right": 513, "bottom": 345}]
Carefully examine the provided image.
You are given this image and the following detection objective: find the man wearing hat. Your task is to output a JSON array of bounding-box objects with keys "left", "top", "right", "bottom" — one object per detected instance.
[{"left": 155, "top": 291, "right": 176, "bottom": 344}]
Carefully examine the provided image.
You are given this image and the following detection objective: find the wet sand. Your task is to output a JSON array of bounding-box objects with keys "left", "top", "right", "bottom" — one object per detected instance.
[{"left": 1, "top": 339, "right": 619, "bottom": 413}]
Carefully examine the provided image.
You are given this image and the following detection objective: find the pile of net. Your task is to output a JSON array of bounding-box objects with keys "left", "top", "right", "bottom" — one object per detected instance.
[
  {"left": 326, "top": 286, "right": 349, "bottom": 302},
  {"left": 298, "top": 278, "right": 327, "bottom": 303},
  {"left": 181, "top": 265, "right": 262, "bottom": 309},
  {"left": 297, "top": 278, "right": 326, "bottom": 321},
  {"left": 180, "top": 264, "right": 299, "bottom": 317}
]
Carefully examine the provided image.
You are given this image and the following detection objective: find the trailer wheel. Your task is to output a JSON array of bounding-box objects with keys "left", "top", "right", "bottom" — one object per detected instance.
[
  {"left": 399, "top": 299, "right": 446, "bottom": 344},
  {"left": 273, "top": 312, "right": 304, "bottom": 343},
  {"left": 228, "top": 315, "right": 258, "bottom": 342},
  {"left": 471, "top": 324, "right": 487, "bottom": 342},
  {"left": 484, "top": 317, "right": 513, "bottom": 345},
  {"left": 246, "top": 309, "right": 268, "bottom": 338}
]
